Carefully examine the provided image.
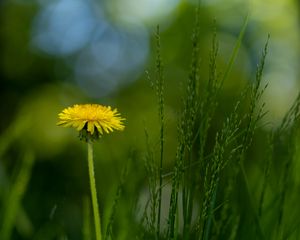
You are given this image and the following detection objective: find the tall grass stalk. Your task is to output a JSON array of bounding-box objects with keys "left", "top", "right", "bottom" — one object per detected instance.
[
  {"left": 234, "top": 36, "right": 270, "bottom": 240},
  {"left": 199, "top": 100, "right": 242, "bottom": 240},
  {"left": 155, "top": 25, "right": 165, "bottom": 239},
  {"left": 197, "top": 23, "right": 218, "bottom": 167},
  {"left": 143, "top": 25, "right": 165, "bottom": 239},
  {"left": 167, "top": 7, "right": 199, "bottom": 236},
  {"left": 198, "top": 15, "right": 249, "bottom": 240},
  {"left": 181, "top": 6, "right": 202, "bottom": 239},
  {"left": 144, "top": 128, "right": 158, "bottom": 236}
]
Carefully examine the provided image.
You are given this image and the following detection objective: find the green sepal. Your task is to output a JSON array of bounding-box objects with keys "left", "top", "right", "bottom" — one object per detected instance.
[{"left": 79, "top": 125, "right": 101, "bottom": 142}]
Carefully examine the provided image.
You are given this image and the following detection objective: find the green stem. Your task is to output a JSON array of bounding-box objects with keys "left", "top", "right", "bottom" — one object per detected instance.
[
  {"left": 87, "top": 140, "right": 102, "bottom": 240},
  {"left": 156, "top": 125, "right": 163, "bottom": 239},
  {"left": 203, "top": 183, "right": 218, "bottom": 240}
]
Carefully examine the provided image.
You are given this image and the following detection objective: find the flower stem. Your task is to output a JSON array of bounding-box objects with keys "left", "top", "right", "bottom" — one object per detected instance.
[{"left": 87, "top": 140, "right": 102, "bottom": 240}]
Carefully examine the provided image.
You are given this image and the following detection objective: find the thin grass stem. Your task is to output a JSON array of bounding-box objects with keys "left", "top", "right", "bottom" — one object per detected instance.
[{"left": 155, "top": 25, "right": 165, "bottom": 239}]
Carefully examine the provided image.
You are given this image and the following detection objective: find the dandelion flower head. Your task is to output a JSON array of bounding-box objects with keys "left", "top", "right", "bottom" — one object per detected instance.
[{"left": 57, "top": 104, "right": 125, "bottom": 140}]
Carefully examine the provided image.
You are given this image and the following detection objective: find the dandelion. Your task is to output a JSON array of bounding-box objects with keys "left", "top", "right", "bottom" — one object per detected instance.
[
  {"left": 57, "top": 104, "right": 125, "bottom": 141},
  {"left": 57, "top": 104, "right": 125, "bottom": 240}
]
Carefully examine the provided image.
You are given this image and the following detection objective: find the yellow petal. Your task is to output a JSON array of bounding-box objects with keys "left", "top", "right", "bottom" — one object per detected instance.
[
  {"left": 77, "top": 121, "right": 86, "bottom": 131},
  {"left": 88, "top": 121, "right": 95, "bottom": 134}
]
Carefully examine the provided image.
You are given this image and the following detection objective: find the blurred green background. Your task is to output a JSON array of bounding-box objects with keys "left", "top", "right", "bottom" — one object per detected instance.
[{"left": 0, "top": 0, "right": 300, "bottom": 239}]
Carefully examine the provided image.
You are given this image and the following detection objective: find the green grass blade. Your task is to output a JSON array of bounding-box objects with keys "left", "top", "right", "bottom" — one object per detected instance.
[
  {"left": 155, "top": 25, "right": 165, "bottom": 239},
  {"left": 220, "top": 13, "right": 249, "bottom": 88},
  {"left": 0, "top": 149, "right": 35, "bottom": 240}
]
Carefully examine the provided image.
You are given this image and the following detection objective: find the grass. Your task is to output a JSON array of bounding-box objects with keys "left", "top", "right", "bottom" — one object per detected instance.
[
  {"left": 140, "top": 8, "right": 300, "bottom": 240},
  {"left": 1, "top": 6, "right": 300, "bottom": 240},
  {"left": 0, "top": 149, "right": 35, "bottom": 240}
]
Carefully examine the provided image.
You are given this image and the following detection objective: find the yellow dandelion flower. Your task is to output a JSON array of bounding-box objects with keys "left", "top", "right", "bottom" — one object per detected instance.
[{"left": 57, "top": 104, "right": 125, "bottom": 140}]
